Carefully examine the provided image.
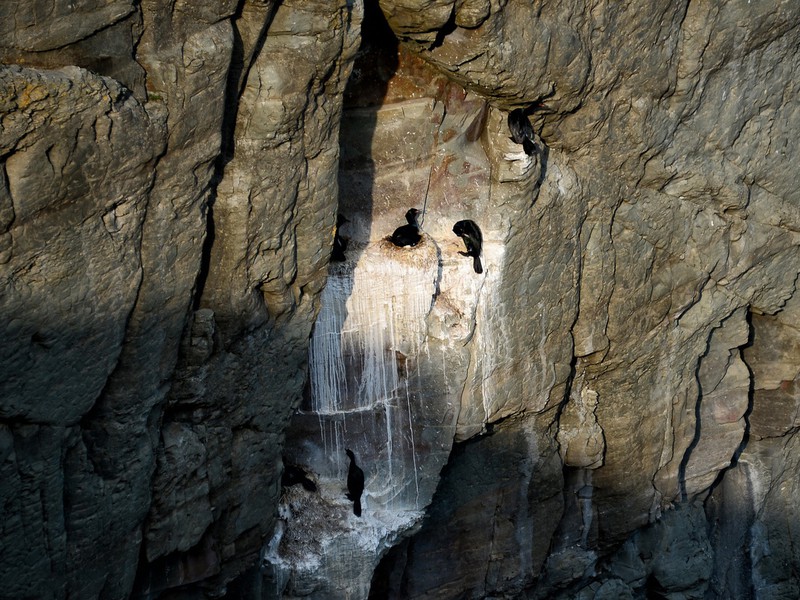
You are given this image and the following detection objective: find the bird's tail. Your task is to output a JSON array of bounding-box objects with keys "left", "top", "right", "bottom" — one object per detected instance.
[
  {"left": 353, "top": 498, "right": 362, "bottom": 517},
  {"left": 522, "top": 137, "right": 536, "bottom": 155},
  {"left": 473, "top": 255, "right": 483, "bottom": 274}
]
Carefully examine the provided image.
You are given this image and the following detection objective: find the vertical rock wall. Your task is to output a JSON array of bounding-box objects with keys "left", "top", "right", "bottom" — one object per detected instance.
[
  {"left": 361, "top": 1, "right": 800, "bottom": 598},
  {"left": 1, "top": 0, "right": 360, "bottom": 598},
  {"left": 1, "top": 63, "right": 164, "bottom": 600},
  {"left": 2, "top": 0, "right": 800, "bottom": 599}
]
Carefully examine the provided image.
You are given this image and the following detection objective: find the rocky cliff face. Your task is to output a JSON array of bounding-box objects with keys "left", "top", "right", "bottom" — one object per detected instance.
[
  {"left": 1, "top": 0, "right": 359, "bottom": 597},
  {"left": 1, "top": 1, "right": 799, "bottom": 599}
]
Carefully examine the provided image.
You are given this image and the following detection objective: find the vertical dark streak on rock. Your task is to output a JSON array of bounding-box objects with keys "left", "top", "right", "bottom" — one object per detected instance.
[
  {"left": 549, "top": 199, "right": 584, "bottom": 441},
  {"left": 221, "top": 0, "right": 282, "bottom": 163},
  {"left": 700, "top": 310, "right": 756, "bottom": 600},
  {"left": 534, "top": 141, "right": 550, "bottom": 196},
  {"left": 678, "top": 335, "right": 709, "bottom": 503},
  {"left": 464, "top": 101, "right": 488, "bottom": 142},
  {"left": 706, "top": 309, "right": 755, "bottom": 495},
  {"left": 548, "top": 351, "right": 578, "bottom": 445},
  {"left": 129, "top": 0, "right": 146, "bottom": 102},
  {"left": 194, "top": 1, "right": 281, "bottom": 310},
  {"left": 192, "top": 200, "right": 214, "bottom": 311}
]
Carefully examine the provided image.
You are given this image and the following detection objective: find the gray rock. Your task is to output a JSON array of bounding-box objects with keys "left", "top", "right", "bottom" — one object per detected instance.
[
  {"left": 2, "top": 0, "right": 800, "bottom": 598},
  {"left": 0, "top": 65, "right": 159, "bottom": 427},
  {"left": 139, "top": 0, "right": 363, "bottom": 594}
]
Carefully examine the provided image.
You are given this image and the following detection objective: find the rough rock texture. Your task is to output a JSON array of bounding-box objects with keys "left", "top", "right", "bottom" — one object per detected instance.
[
  {"left": 2, "top": 0, "right": 800, "bottom": 599},
  {"left": 1, "top": 63, "right": 163, "bottom": 599},
  {"left": 353, "top": 1, "right": 800, "bottom": 598},
  {"left": 2, "top": 0, "right": 359, "bottom": 598}
]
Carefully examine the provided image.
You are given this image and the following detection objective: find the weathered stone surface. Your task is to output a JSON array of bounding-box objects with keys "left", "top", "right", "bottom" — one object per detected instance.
[
  {"left": 67, "top": 1, "right": 236, "bottom": 595},
  {"left": 379, "top": 0, "right": 455, "bottom": 44},
  {"left": 0, "top": 1, "right": 136, "bottom": 52},
  {"left": 746, "top": 292, "right": 800, "bottom": 440},
  {"left": 743, "top": 435, "right": 800, "bottom": 600},
  {"left": 2, "top": 0, "right": 262, "bottom": 597},
  {"left": 0, "top": 63, "right": 162, "bottom": 599},
  {"left": 682, "top": 307, "right": 750, "bottom": 498},
  {"left": 0, "top": 2, "right": 146, "bottom": 98},
  {"left": 0, "top": 66, "right": 158, "bottom": 426},
  {"left": 370, "top": 420, "right": 563, "bottom": 599},
  {"left": 594, "top": 505, "right": 713, "bottom": 600},
  {"left": 2, "top": 0, "right": 800, "bottom": 598},
  {"left": 381, "top": 0, "right": 592, "bottom": 108},
  {"left": 144, "top": 421, "right": 214, "bottom": 560},
  {"left": 361, "top": 0, "right": 800, "bottom": 596},
  {"left": 137, "top": 0, "right": 363, "bottom": 595},
  {"left": 454, "top": 0, "right": 492, "bottom": 29},
  {"left": 558, "top": 383, "right": 605, "bottom": 471}
]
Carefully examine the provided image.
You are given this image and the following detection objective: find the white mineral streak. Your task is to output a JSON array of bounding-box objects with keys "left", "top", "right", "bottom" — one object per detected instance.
[
  {"left": 309, "top": 240, "right": 436, "bottom": 491},
  {"left": 277, "top": 238, "right": 445, "bottom": 597},
  {"left": 477, "top": 274, "right": 506, "bottom": 422},
  {"left": 309, "top": 274, "right": 351, "bottom": 415}
]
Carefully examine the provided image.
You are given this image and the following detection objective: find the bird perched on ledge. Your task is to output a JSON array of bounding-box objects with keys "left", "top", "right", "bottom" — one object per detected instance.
[
  {"left": 506, "top": 108, "right": 538, "bottom": 159},
  {"left": 453, "top": 219, "right": 483, "bottom": 274},
  {"left": 390, "top": 208, "right": 422, "bottom": 247},
  {"left": 345, "top": 448, "right": 365, "bottom": 517}
]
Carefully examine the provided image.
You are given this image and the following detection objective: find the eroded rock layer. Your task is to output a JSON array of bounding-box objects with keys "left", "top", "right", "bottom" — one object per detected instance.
[{"left": 1, "top": 0, "right": 799, "bottom": 599}]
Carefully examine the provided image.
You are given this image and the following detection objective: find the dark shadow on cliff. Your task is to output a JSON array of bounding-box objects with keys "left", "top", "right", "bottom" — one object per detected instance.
[
  {"left": 369, "top": 423, "right": 564, "bottom": 599},
  {"left": 334, "top": 0, "right": 398, "bottom": 264},
  {"left": 134, "top": 2, "right": 401, "bottom": 595},
  {"left": 192, "top": 0, "right": 281, "bottom": 312},
  {"left": 131, "top": 3, "right": 285, "bottom": 597},
  {"left": 296, "top": 0, "right": 398, "bottom": 413}
]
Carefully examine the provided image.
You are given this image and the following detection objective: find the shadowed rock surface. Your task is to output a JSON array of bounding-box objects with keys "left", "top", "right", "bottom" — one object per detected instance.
[{"left": 1, "top": 1, "right": 799, "bottom": 599}]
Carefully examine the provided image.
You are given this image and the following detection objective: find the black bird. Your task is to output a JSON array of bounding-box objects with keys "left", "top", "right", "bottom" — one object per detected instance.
[
  {"left": 390, "top": 208, "right": 422, "bottom": 247},
  {"left": 281, "top": 464, "right": 317, "bottom": 492},
  {"left": 331, "top": 214, "right": 349, "bottom": 262},
  {"left": 453, "top": 220, "right": 483, "bottom": 274},
  {"left": 507, "top": 108, "right": 537, "bottom": 156},
  {"left": 345, "top": 448, "right": 365, "bottom": 517}
]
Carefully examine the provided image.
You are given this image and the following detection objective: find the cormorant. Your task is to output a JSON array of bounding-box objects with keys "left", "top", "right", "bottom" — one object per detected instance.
[
  {"left": 390, "top": 208, "right": 422, "bottom": 247},
  {"left": 281, "top": 464, "right": 317, "bottom": 492},
  {"left": 331, "top": 214, "right": 349, "bottom": 262},
  {"left": 345, "top": 448, "right": 365, "bottom": 517},
  {"left": 453, "top": 220, "right": 483, "bottom": 274},
  {"left": 508, "top": 108, "right": 537, "bottom": 156}
]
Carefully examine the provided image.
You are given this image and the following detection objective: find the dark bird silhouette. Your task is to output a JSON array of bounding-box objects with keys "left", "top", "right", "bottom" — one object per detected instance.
[
  {"left": 281, "top": 464, "right": 317, "bottom": 492},
  {"left": 390, "top": 208, "right": 422, "bottom": 247},
  {"left": 453, "top": 220, "right": 483, "bottom": 274},
  {"left": 345, "top": 448, "right": 365, "bottom": 517},
  {"left": 331, "top": 214, "right": 349, "bottom": 262},
  {"left": 507, "top": 108, "right": 537, "bottom": 156}
]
